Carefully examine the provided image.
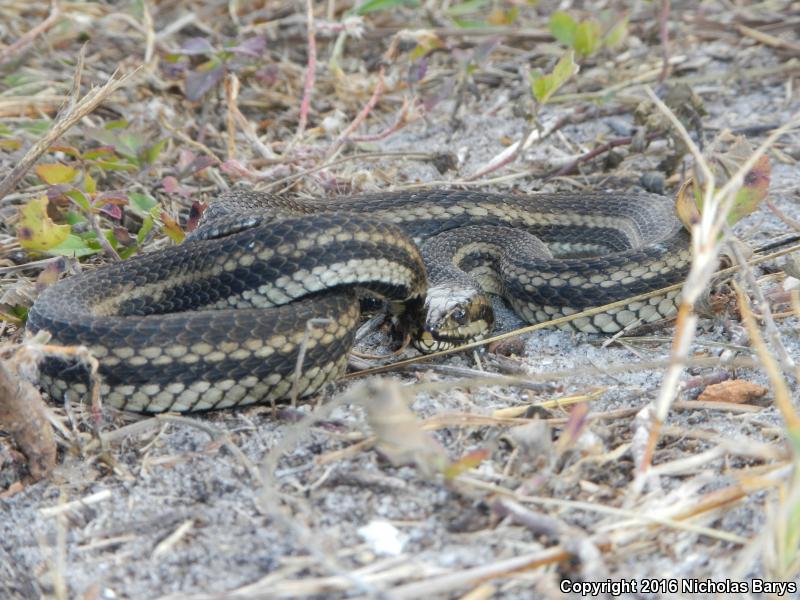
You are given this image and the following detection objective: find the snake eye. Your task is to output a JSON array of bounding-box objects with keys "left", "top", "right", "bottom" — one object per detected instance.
[{"left": 450, "top": 307, "right": 467, "bottom": 323}]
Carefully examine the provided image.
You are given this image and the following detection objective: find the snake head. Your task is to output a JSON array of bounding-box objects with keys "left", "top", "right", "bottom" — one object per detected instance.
[{"left": 415, "top": 284, "right": 495, "bottom": 353}]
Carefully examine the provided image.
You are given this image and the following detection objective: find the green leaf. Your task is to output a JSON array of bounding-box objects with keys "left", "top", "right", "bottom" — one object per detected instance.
[
  {"left": 128, "top": 192, "right": 158, "bottom": 217},
  {"left": 530, "top": 50, "right": 578, "bottom": 105},
  {"left": 83, "top": 171, "right": 97, "bottom": 194},
  {"left": 18, "top": 120, "right": 50, "bottom": 136},
  {"left": 118, "top": 246, "right": 137, "bottom": 259},
  {"left": 115, "top": 132, "right": 146, "bottom": 162},
  {"left": 2, "top": 73, "right": 32, "bottom": 88},
  {"left": 549, "top": 11, "right": 577, "bottom": 46},
  {"left": 446, "top": 0, "right": 489, "bottom": 17},
  {"left": 65, "top": 189, "right": 91, "bottom": 212},
  {"left": 136, "top": 213, "right": 155, "bottom": 245},
  {"left": 143, "top": 138, "right": 168, "bottom": 166},
  {"left": 64, "top": 211, "right": 87, "bottom": 225},
  {"left": 573, "top": 20, "right": 601, "bottom": 58},
  {"left": 48, "top": 233, "right": 99, "bottom": 257},
  {"left": 452, "top": 18, "right": 491, "bottom": 29},
  {"left": 90, "top": 159, "right": 138, "bottom": 172},
  {"left": 788, "top": 429, "right": 800, "bottom": 456},
  {"left": 352, "top": 0, "right": 419, "bottom": 15},
  {"left": 104, "top": 119, "right": 129, "bottom": 130},
  {"left": 604, "top": 15, "right": 629, "bottom": 48},
  {"left": 87, "top": 126, "right": 145, "bottom": 165},
  {"left": 104, "top": 229, "right": 120, "bottom": 250}
]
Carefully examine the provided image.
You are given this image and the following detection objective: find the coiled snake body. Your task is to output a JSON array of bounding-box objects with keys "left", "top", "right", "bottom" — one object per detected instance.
[{"left": 28, "top": 190, "right": 690, "bottom": 413}]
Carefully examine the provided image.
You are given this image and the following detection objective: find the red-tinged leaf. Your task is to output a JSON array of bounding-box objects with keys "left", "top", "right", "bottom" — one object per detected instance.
[
  {"left": 177, "top": 149, "right": 197, "bottom": 172},
  {"left": 99, "top": 203, "right": 123, "bottom": 220},
  {"left": 162, "top": 176, "right": 194, "bottom": 199},
  {"left": 162, "top": 175, "right": 182, "bottom": 194},
  {"left": 181, "top": 37, "right": 216, "bottom": 55},
  {"left": 95, "top": 191, "right": 129, "bottom": 204},
  {"left": 35, "top": 163, "right": 77, "bottom": 185},
  {"left": 36, "top": 257, "right": 68, "bottom": 287},
  {"left": 82, "top": 146, "right": 115, "bottom": 160},
  {"left": 112, "top": 226, "right": 135, "bottom": 247},
  {"left": 255, "top": 64, "right": 280, "bottom": 86},
  {"left": 186, "top": 201, "right": 207, "bottom": 232},
  {"left": 185, "top": 63, "right": 225, "bottom": 101},
  {"left": 556, "top": 402, "right": 590, "bottom": 452},
  {"left": 187, "top": 154, "right": 217, "bottom": 175},
  {"left": 160, "top": 211, "right": 185, "bottom": 243},
  {"left": 46, "top": 184, "right": 71, "bottom": 203},
  {"left": 48, "top": 145, "right": 82, "bottom": 158},
  {"left": 678, "top": 147, "right": 771, "bottom": 230},
  {"left": 729, "top": 155, "right": 771, "bottom": 226},
  {"left": 409, "top": 57, "right": 428, "bottom": 84},
  {"left": 444, "top": 448, "right": 490, "bottom": 480},
  {"left": 220, "top": 159, "right": 257, "bottom": 179},
  {"left": 228, "top": 36, "right": 266, "bottom": 57}
]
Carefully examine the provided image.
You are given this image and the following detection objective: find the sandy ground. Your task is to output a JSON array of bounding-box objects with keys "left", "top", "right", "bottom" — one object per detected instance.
[{"left": 2, "top": 2, "right": 800, "bottom": 599}]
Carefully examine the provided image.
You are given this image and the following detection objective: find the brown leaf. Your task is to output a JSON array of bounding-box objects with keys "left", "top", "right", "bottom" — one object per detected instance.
[
  {"left": 356, "top": 380, "right": 449, "bottom": 476},
  {"left": 697, "top": 379, "right": 768, "bottom": 404},
  {"left": 186, "top": 201, "right": 207, "bottom": 233}
]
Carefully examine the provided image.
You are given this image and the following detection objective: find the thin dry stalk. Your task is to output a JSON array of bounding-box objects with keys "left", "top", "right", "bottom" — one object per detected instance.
[
  {"left": 0, "top": 65, "right": 140, "bottom": 201},
  {"left": 226, "top": 73, "right": 277, "bottom": 161},
  {"left": 734, "top": 283, "right": 800, "bottom": 432},
  {"left": 0, "top": 0, "right": 62, "bottom": 65},
  {"left": 290, "top": 317, "right": 331, "bottom": 406},
  {"left": 467, "top": 124, "right": 540, "bottom": 181},
  {"left": 154, "top": 415, "right": 262, "bottom": 484},
  {"left": 658, "top": 0, "right": 671, "bottom": 81},
  {"left": 386, "top": 547, "right": 571, "bottom": 599},
  {"left": 641, "top": 86, "right": 800, "bottom": 479},
  {"left": 325, "top": 66, "right": 386, "bottom": 160},
  {"left": 294, "top": 0, "right": 317, "bottom": 141}
]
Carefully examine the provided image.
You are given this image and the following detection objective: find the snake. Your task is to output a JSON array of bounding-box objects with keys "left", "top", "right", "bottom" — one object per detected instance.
[{"left": 27, "top": 189, "right": 690, "bottom": 413}]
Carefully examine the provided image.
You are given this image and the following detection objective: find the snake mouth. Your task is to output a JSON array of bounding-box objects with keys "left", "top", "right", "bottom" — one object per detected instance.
[
  {"left": 414, "top": 326, "right": 491, "bottom": 353},
  {"left": 414, "top": 289, "right": 495, "bottom": 354}
]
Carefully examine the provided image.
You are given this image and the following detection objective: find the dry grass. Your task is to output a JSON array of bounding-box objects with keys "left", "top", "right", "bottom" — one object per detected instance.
[{"left": 2, "top": 1, "right": 800, "bottom": 598}]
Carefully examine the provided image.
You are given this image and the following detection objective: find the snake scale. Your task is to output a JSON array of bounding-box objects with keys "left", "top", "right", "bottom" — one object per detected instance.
[{"left": 27, "top": 189, "right": 690, "bottom": 413}]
